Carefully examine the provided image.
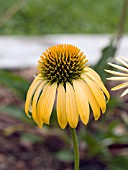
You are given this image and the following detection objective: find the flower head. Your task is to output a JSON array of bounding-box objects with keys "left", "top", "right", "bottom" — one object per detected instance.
[
  {"left": 25, "top": 44, "right": 110, "bottom": 129},
  {"left": 105, "top": 57, "right": 128, "bottom": 97}
]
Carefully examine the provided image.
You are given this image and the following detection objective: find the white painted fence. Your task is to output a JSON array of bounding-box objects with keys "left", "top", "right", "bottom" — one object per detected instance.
[{"left": 0, "top": 34, "right": 128, "bottom": 68}]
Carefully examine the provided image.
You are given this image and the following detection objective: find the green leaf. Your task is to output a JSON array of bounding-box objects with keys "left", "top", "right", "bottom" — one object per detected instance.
[
  {"left": 0, "top": 69, "right": 29, "bottom": 99},
  {"left": 55, "top": 150, "right": 73, "bottom": 162},
  {"left": 0, "top": 105, "right": 34, "bottom": 124},
  {"left": 84, "top": 132, "right": 104, "bottom": 156},
  {"left": 94, "top": 39, "right": 116, "bottom": 83},
  {"left": 20, "top": 133, "right": 43, "bottom": 143},
  {"left": 107, "top": 97, "right": 121, "bottom": 108},
  {"left": 108, "top": 156, "right": 128, "bottom": 170}
]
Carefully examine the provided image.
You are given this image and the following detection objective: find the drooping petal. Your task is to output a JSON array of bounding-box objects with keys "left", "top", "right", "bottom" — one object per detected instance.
[
  {"left": 108, "top": 63, "right": 128, "bottom": 72},
  {"left": 80, "top": 81, "right": 101, "bottom": 120},
  {"left": 36, "top": 83, "right": 49, "bottom": 126},
  {"left": 84, "top": 76, "right": 106, "bottom": 113},
  {"left": 73, "top": 80, "right": 89, "bottom": 125},
  {"left": 37, "top": 82, "right": 57, "bottom": 127},
  {"left": 105, "top": 69, "right": 128, "bottom": 76},
  {"left": 25, "top": 77, "right": 42, "bottom": 117},
  {"left": 121, "top": 88, "right": 128, "bottom": 97},
  {"left": 85, "top": 67, "right": 101, "bottom": 80},
  {"left": 57, "top": 84, "right": 67, "bottom": 129},
  {"left": 32, "top": 81, "right": 47, "bottom": 124},
  {"left": 121, "top": 56, "right": 128, "bottom": 63},
  {"left": 66, "top": 82, "right": 79, "bottom": 128},
  {"left": 111, "top": 83, "right": 128, "bottom": 91},
  {"left": 116, "top": 57, "right": 128, "bottom": 68},
  {"left": 107, "top": 77, "right": 128, "bottom": 81},
  {"left": 82, "top": 71, "right": 110, "bottom": 102}
]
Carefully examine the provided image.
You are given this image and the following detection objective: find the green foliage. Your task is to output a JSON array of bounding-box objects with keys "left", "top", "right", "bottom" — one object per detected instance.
[
  {"left": 55, "top": 150, "right": 74, "bottom": 162},
  {"left": 94, "top": 39, "right": 116, "bottom": 82},
  {"left": 108, "top": 156, "right": 128, "bottom": 170},
  {"left": 20, "top": 133, "right": 43, "bottom": 143},
  {"left": 0, "top": 105, "right": 34, "bottom": 124},
  {"left": 0, "top": 0, "right": 126, "bottom": 34},
  {"left": 0, "top": 69, "right": 29, "bottom": 99},
  {"left": 78, "top": 118, "right": 128, "bottom": 158}
]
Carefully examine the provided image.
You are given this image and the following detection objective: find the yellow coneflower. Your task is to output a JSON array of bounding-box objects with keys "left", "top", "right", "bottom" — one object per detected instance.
[
  {"left": 105, "top": 57, "right": 128, "bottom": 97},
  {"left": 25, "top": 44, "right": 110, "bottom": 129}
]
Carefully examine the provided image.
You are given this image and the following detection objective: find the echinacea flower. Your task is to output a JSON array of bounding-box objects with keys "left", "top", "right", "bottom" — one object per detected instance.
[
  {"left": 105, "top": 57, "right": 128, "bottom": 97},
  {"left": 25, "top": 44, "right": 110, "bottom": 129}
]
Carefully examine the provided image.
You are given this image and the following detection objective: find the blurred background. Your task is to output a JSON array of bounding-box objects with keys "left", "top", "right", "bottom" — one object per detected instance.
[{"left": 0, "top": 0, "right": 128, "bottom": 170}]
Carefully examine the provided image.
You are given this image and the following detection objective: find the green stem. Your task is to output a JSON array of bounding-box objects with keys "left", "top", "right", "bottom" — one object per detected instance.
[{"left": 70, "top": 127, "right": 79, "bottom": 170}]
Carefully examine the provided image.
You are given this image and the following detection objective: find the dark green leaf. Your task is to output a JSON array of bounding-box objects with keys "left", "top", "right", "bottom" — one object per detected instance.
[
  {"left": 0, "top": 69, "right": 29, "bottom": 99},
  {"left": 108, "top": 156, "right": 128, "bottom": 170},
  {"left": 0, "top": 105, "right": 34, "bottom": 124},
  {"left": 94, "top": 40, "right": 116, "bottom": 83},
  {"left": 55, "top": 150, "right": 73, "bottom": 162},
  {"left": 20, "top": 133, "right": 43, "bottom": 143}
]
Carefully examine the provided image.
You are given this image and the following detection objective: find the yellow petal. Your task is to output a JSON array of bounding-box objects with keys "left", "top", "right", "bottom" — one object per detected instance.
[
  {"left": 116, "top": 57, "right": 128, "bottom": 68},
  {"left": 25, "top": 77, "right": 42, "bottom": 117},
  {"left": 107, "top": 77, "right": 128, "bottom": 80},
  {"left": 108, "top": 63, "right": 128, "bottom": 72},
  {"left": 105, "top": 69, "right": 128, "bottom": 76},
  {"left": 32, "top": 81, "right": 47, "bottom": 124},
  {"left": 85, "top": 67, "right": 101, "bottom": 80},
  {"left": 84, "top": 76, "right": 106, "bottom": 113},
  {"left": 111, "top": 83, "right": 128, "bottom": 91},
  {"left": 57, "top": 84, "right": 67, "bottom": 129},
  {"left": 83, "top": 70, "right": 110, "bottom": 102},
  {"left": 36, "top": 83, "right": 49, "bottom": 126},
  {"left": 121, "top": 88, "right": 128, "bottom": 97},
  {"left": 80, "top": 81, "right": 101, "bottom": 120},
  {"left": 121, "top": 56, "right": 128, "bottom": 63},
  {"left": 37, "top": 82, "right": 57, "bottom": 126},
  {"left": 73, "top": 80, "right": 89, "bottom": 125},
  {"left": 66, "top": 82, "right": 79, "bottom": 128}
]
